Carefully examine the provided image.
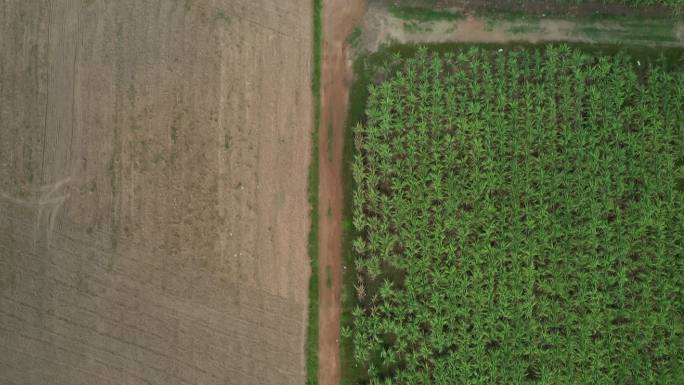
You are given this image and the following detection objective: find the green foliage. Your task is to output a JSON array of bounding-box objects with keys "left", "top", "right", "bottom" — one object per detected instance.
[
  {"left": 574, "top": 17, "right": 679, "bottom": 42},
  {"left": 617, "top": 0, "right": 684, "bottom": 4},
  {"left": 389, "top": 5, "right": 462, "bottom": 22},
  {"left": 341, "top": 55, "right": 375, "bottom": 385},
  {"left": 391, "top": 0, "right": 683, "bottom": 8},
  {"left": 351, "top": 45, "right": 684, "bottom": 384},
  {"left": 348, "top": 27, "right": 362, "bottom": 50},
  {"left": 506, "top": 0, "right": 682, "bottom": 6},
  {"left": 307, "top": 0, "right": 323, "bottom": 384},
  {"left": 507, "top": 24, "right": 544, "bottom": 34}
]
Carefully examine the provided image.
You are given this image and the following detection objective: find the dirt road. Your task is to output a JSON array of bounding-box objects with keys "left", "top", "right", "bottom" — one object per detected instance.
[{"left": 317, "top": 0, "right": 366, "bottom": 384}]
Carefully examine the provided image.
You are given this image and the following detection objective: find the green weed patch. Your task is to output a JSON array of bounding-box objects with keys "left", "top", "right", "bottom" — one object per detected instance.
[
  {"left": 389, "top": 5, "right": 462, "bottom": 22},
  {"left": 306, "top": 0, "right": 323, "bottom": 384}
]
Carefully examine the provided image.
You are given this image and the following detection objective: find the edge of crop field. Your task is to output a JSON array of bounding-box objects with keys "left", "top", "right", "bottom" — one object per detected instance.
[
  {"left": 306, "top": 0, "right": 322, "bottom": 384},
  {"left": 339, "top": 47, "right": 403, "bottom": 385},
  {"left": 339, "top": 51, "right": 375, "bottom": 385}
]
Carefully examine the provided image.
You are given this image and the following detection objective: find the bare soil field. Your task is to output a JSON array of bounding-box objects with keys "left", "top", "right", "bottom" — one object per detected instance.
[
  {"left": 317, "top": 1, "right": 365, "bottom": 385},
  {"left": 0, "top": 1, "right": 311, "bottom": 384}
]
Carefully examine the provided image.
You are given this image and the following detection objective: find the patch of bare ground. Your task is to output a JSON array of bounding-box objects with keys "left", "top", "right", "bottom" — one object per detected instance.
[{"left": 0, "top": 1, "right": 311, "bottom": 384}]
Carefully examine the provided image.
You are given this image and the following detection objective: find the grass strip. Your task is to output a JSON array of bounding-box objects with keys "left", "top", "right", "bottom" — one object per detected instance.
[
  {"left": 389, "top": 5, "right": 462, "bottom": 22},
  {"left": 306, "top": 0, "right": 322, "bottom": 384},
  {"left": 340, "top": 55, "right": 373, "bottom": 385}
]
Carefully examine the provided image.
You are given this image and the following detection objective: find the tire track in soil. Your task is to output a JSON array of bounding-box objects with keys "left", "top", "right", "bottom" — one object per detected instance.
[{"left": 318, "top": 0, "right": 365, "bottom": 385}]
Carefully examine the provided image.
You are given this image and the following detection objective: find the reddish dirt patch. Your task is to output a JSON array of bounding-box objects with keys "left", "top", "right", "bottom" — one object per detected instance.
[{"left": 318, "top": 0, "right": 366, "bottom": 384}]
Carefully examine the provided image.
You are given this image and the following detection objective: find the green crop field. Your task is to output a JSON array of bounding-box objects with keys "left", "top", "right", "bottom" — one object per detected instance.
[{"left": 349, "top": 45, "right": 684, "bottom": 384}]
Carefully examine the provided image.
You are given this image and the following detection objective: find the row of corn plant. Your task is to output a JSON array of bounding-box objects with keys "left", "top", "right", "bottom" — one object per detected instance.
[{"left": 349, "top": 45, "right": 684, "bottom": 385}]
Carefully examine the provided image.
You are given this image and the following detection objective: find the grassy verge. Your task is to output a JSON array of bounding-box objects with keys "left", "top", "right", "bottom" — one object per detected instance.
[
  {"left": 339, "top": 48, "right": 407, "bottom": 385},
  {"left": 306, "top": 0, "right": 322, "bottom": 384},
  {"left": 340, "top": 57, "right": 367, "bottom": 385},
  {"left": 341, "top": 47, "right": 428, "bottom": 385},
  {"left": 389, "top": 5, "right": 462, "bottom": 22},
  {"left": 574, "top": 17, "right": 680, "bottom": 42},
  {"left": 475, "top": 11, "right": 683, "bottom": 42},
  {"left": 406, "top": 0, "right": 684, "bottom": 18},
  {"left": 347, "top": 27, "right": 362, "bottom": 51}
]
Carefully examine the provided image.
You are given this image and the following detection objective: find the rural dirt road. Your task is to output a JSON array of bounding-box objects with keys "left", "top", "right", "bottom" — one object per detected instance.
[{"left": 318, "top": 0, "right": 366, "bottom": 384}]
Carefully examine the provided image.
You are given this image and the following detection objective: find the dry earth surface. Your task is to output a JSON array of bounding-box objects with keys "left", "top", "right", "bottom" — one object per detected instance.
[
  {"left": 317, "top": 1, "right": 365, "bottom": 385},
  {"left": 0, "top": 1, "right": 311, "bottom": 384}
]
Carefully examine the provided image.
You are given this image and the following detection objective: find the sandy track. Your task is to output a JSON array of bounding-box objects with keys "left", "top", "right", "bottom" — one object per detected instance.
[
  {"left": 1, "top": 1, "right": 311, "bottom": 384},
  {"left": 317, "top": 1, "right": 366, "bottom": 385}
]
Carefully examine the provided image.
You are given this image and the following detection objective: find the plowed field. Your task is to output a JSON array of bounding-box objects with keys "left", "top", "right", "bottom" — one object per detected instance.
[{"left": 0, "top": 1, "right": 312, "bottom": 384}]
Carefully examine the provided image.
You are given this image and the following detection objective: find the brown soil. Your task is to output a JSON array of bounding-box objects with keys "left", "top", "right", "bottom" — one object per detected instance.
[
  {"left": 317, "top": 0, "right": 366, "bottom": 385},
  {"left": 1, "top": 1, "right": 311, "bottom": 384}
]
